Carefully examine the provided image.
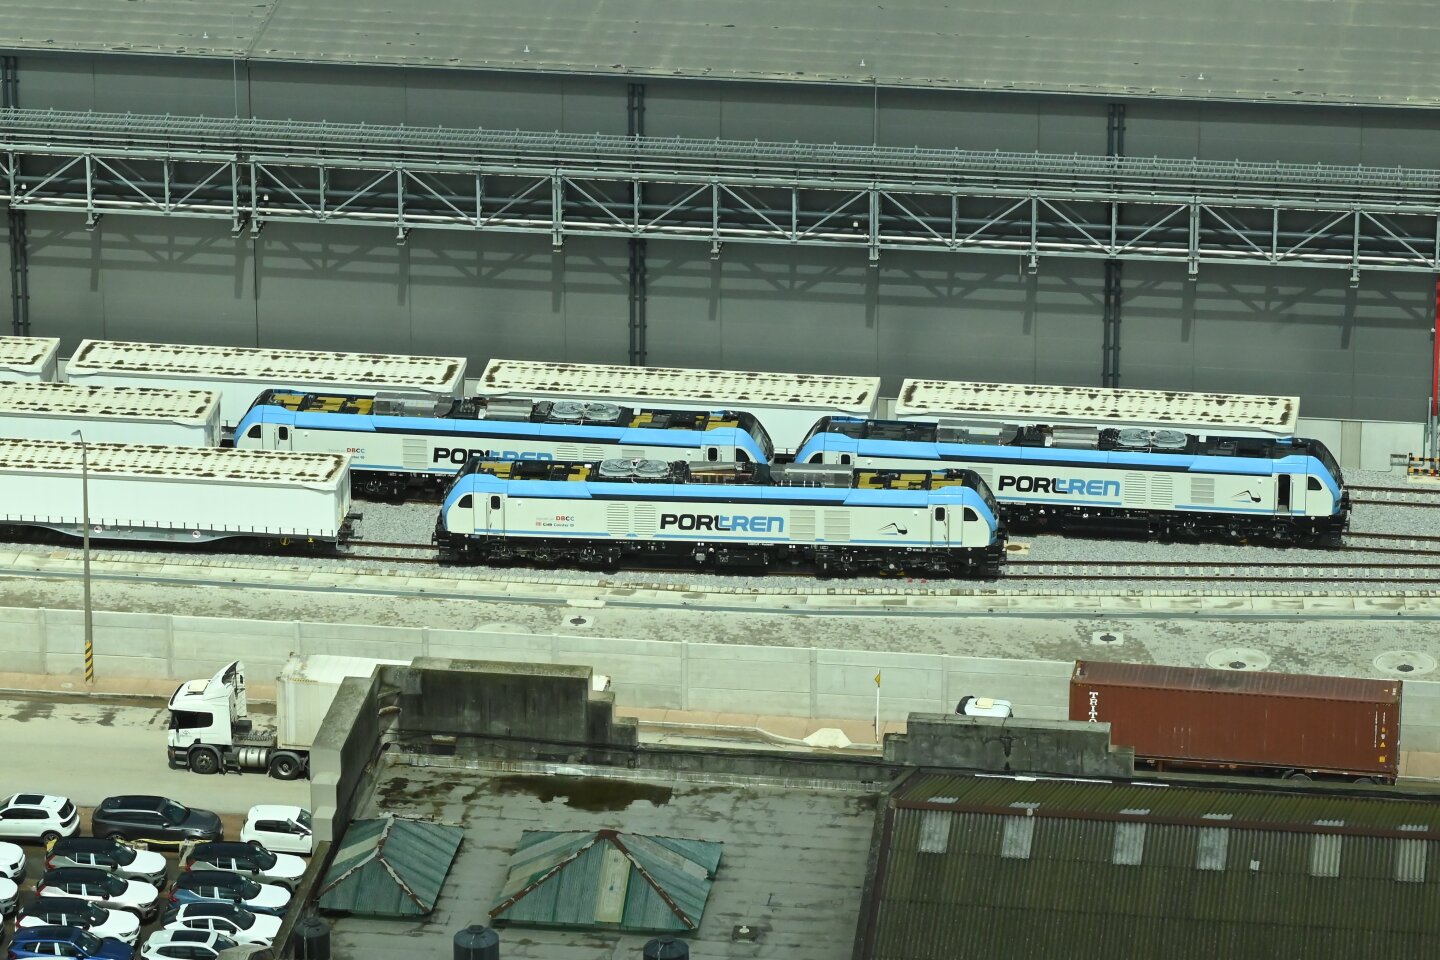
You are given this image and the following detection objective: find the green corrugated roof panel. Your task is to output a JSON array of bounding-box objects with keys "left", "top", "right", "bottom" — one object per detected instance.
[
  {"left": 895, "top": 772, "right": 1440, "bottom": 836},
  {"left": 864, "top": 773, "right": 1440, "bottom": 960},
  {"left": 491, "top": 830, "right": 721, "bottom": 933},
  {"left": 318, "top": 816, "right": 463, "bottom": 917}
]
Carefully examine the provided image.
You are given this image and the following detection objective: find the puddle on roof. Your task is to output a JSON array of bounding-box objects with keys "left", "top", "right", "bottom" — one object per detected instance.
[{"left": 489, "top": 775, "right": 673, "bottom": 812}]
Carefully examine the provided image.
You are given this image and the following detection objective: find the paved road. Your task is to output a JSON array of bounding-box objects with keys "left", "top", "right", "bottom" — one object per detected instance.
[{"left": 0, "top": 694, "right": 309, "bottom": 815}]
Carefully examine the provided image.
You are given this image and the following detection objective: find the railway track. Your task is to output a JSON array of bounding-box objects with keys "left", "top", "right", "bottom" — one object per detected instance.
[
  {"left": 338, "top": 540, "right": 440, "bottom": 564},
  {"left": 1005, "top": 559, "right": 1440, "bottom": 584},
  {"left": 1349, "top": 483, "right": 1440, "bottom": 508}
]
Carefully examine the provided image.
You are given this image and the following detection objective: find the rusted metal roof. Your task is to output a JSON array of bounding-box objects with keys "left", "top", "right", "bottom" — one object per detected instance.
[
  {"left": 1073, "top": 660, "right": 1401, "bottom": 706},
  {"left": 861, "top": 771, "right": 1440, "bottom": 960}
]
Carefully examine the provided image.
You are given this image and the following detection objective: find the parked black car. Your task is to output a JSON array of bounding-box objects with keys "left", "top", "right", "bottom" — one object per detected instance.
[{"left": 90, "top": 796, "right": 223, "bottom": 846}]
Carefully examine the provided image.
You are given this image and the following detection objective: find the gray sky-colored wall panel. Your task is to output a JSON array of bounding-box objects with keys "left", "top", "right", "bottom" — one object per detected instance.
[
  {"left": 1120, "top": 100, "right": 1201, "bottom": 159},
  {"left": 716, "top": 247, "right": 875, "bottom": 376},
  {"left": 637, "top": 241, "right": 724, "bottom": 369},
  {"left": 0, "top": 211, "right": 12, "bottom": 328},
  {"left": 249, "top": 63, "right": 408, "bottom": 124},
  {"left": 91, "top": 57, "right": 249, "bottom": 117},
  {"left": 1196, "top": 103, "right": 1363, "bottom": 165},
  {"left": 1115, "top": 264, "right": 1197, "bottom": 392},
  {"left": 878, "top": 89, "right": 1042, "bottom": 152},
  {"left": 407, "top": 231, "right": 629, "bottom": 365},
  {"left": 253, "top": 223, "right": 409, "bottom": 352},
  {"left": 1358, "top": 113, "right": 1440, "bottom": 169},
  {"left": 95, "top": 220, "right": 257, "bottom": 346},
  {"left": 24, "top": 213, "right": 107, "bottom": 349},
  {"left": 875, "top": 256, "right": 1040, "bottom": 388},
  {"left": 403, "top": 70, "right": 563, "bottom": 130},
  {"left": 713, "top": 82, "right": 872, "bottom": 145},
  {"left": 1030, "top": 259, "right": 1105, "bottom": 385},
  {"left": 640, "top": 82, "right": 722, "bottom": 140}
]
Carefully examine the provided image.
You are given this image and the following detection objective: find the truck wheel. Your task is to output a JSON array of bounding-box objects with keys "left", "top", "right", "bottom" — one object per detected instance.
[
  {"left": 269, "top": 752, "right": 305, "bottom": 780},
  {"left": 189, "top": 747, "right": 221, "bottom": 775}
]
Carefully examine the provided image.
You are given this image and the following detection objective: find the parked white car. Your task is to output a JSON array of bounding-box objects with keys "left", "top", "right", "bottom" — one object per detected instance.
[
  {"left": 38, "top": 866, "right": 162, "bottom": 920},
  {"left": 0, "top": 840, "right": 25, "bottom": 881},
  {"left": 956, "top": 696, "right": 1014, "bottom": 718},
  {"left": 140, "top": 929, "right": 241, "bottom": 960},
  {"left": 0, "top": 875, "right": 17, "bottom": 914},
  {"left": 17, "top": 896, "right": 143, "bottom": 945},
  {"left": 240, "top": 806, "right": 312, "bottom": 856},
  {"left": 0, "top": 793, "right": 81, "bottom": 844},
  {"left": 164, "top": 902, "right": 281, "bottom": 946},
  {"left": 181, "top": 842, "right": 305, "bottom": 891}
]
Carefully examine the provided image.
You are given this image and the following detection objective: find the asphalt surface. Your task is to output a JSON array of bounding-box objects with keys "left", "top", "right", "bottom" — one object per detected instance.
[{"left": 0, "top": 696, "right": 309, "bottom": 949}]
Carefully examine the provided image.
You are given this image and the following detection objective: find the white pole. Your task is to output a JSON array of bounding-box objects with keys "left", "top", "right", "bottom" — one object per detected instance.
[{"left": 873, "top": 671, "right": 881, "bottom": 742}]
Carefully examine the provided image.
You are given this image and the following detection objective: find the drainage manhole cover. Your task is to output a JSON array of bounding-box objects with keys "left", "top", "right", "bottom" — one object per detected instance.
[
  {"left": 1205, "top": 648, "right": 1271, "bottom": 671},
  {"left": 1374, "top": 651, "right": 1437, "bottom": 677},
  {"left": 1091, "top": 631, "right": 1124, "bottom": 646},
  {"left": 566, "top": 615, "right": 593, "bottom": 629}
]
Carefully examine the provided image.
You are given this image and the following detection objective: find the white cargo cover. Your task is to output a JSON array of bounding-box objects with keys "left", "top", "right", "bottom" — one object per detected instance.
[
  {"left": 276, "top": 655, "right": 410, "bottom": 750},
  {"left": 478, "top": 358, "right": 881, "bottom": 453},
  {"left": 0, "top": 438, "right": 351, "bottom": 542},
  {"left": 0, "top": 336, "right": 61, "bottom": 382},
  {"left": 896, "top": 379, "right": 1299, "bottom": 438},
  {"left": 66, "top": 340, "right": 466, "bottom": 429},
  {"left": 0, "top": 382, "right": 222, "bottom": 446}
]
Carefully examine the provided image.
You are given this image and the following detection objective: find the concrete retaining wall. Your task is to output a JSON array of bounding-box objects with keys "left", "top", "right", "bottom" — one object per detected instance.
[{"left": 7, "top": 605, "right": 1440, "bottom": 753}]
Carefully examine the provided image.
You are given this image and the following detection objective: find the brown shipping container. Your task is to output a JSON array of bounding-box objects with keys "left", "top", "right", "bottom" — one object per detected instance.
[{"left": 1070, "top": 660, "right": 1401, "bottom": 779}]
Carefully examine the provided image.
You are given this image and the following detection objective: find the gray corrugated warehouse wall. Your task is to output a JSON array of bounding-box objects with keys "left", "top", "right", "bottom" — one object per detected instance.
[
  {"left": 18, "top": 207, "right": 1434, "bottom": 419},
  {"left": 7, "top": 52, "right": 1439, "bottom": 418}
]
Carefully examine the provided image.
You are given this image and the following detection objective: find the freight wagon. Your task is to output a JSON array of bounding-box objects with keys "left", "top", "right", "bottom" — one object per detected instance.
[
  {"left": 895, "top": 379, "right": 1299, "bottom": 439},
  {"left": 234, "top": 389, "right": 775, "bottom": 499},
  {"left": 0, "top": 336, "right": 61, "bottom": 383},
  {"left": 0, "top": 438, "right": 354, "bottom": 545},
  {"left": 1070, "top": 660, "right": 1400, "bottom": 782},
  {"left": 0, "top": 382, "right": 222, "bottom": 446},
  {"left": 65, "top": 340, "right": 466, "bottom": 432},
  {"left": 476, "top": 358, "right": 880, "bottom": 455}
]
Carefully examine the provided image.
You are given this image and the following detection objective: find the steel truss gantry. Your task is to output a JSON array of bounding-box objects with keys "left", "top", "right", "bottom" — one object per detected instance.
[{"left": 3, "top": 108, "right": 1440, "bottom": 278}]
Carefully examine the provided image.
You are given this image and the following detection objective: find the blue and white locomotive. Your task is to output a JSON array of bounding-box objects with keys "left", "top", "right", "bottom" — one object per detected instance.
[
  {"left": 794, "top": 418, "right": 1348, "bottom": 542},
  {"left": 436, "top": 457, "right": 1006, "bottom": 577},
  {"left": 234, "top": 390, "right": 774, "bottom": 499}
]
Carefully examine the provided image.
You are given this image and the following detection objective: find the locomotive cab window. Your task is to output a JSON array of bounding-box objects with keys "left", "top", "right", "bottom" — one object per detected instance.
[
  {"left": 490, "top": 495, "right": 501, "bottom": 510},
  {"left": 277, "top": 426, "right": 289, "bottom": 440},
  {"left": 934, "top": 507, "right": 947, "bottom": 521},
  {"left": 964, "top": 508, "right": 979, "bottom": 522},
  {"left": 246, "top": 425, "right": 262, "bottom": 439},
  {"left": 1308, "top": 477, "right": 1323, "bottom": 492},
  {"left": 456, "top": 494, "right": 473, "bottom": 509}
]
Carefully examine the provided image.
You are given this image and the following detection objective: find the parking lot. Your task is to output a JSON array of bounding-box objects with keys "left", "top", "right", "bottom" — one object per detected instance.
[{"left": 0, "top": 694, "right": 311, "bottom": 951}]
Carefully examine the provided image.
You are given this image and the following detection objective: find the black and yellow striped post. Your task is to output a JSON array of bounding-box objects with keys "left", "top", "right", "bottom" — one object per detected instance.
[{"left": 73, "top": 430, "right": 95, "bottom": 686}]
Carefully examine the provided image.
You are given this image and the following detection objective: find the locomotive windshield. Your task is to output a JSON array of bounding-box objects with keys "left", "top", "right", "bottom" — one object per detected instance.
[
  {"left": 1298, "top": 439, "right": 1344, "bottom": 486},
  {"left": 734, "top": 412, "right": 775, "bottom": 462}
]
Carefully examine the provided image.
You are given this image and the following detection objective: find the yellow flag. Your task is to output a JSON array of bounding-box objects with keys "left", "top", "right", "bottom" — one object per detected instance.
[{"left": 874, "top": 671, "right": 882, "bottom": 686}]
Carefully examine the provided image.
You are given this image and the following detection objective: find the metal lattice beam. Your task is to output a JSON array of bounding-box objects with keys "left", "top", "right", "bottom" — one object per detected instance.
[{"left": 3, "top": 108, "right": 1440, "bottom": 275}]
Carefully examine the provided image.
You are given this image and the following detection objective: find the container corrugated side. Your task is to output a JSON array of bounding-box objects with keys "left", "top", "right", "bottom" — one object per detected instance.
[{"left": 1069, "top": 660, "right": 1399, "bottom": 777}]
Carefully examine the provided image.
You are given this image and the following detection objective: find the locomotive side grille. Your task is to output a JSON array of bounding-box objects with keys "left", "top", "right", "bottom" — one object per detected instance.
[
  {"left": 824, "top": 510, "right": 851, "bottom": 542},
  {"left": 606, "top": 502, "right": 631, "bottom": 536},
  {"left": 557, "top": 444, "right": 580, "bottom": 460},
  {"left": 621, "top": 448, "right": 646, "bottom": 459},
  {"left": 633, "top": 504, "right": 658, "bottom": 536},
  {"left": 582, "top": 445, "right": 607, "bottom": 461},
  {"left": 1149, "top": 475, "right": 1175, "bottom": 508},
  {"left": 791, "top": 509, "right": 816, "bottom": 541},
  {"left": 1122, "top": 473, "right": 1148, "bottom": 507},
  {"left": 1190, "top": 476, "right": 1215, "bottom": 504},
  {"left": 402, "top": 438, "right": 428, "bottom": 469}
]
